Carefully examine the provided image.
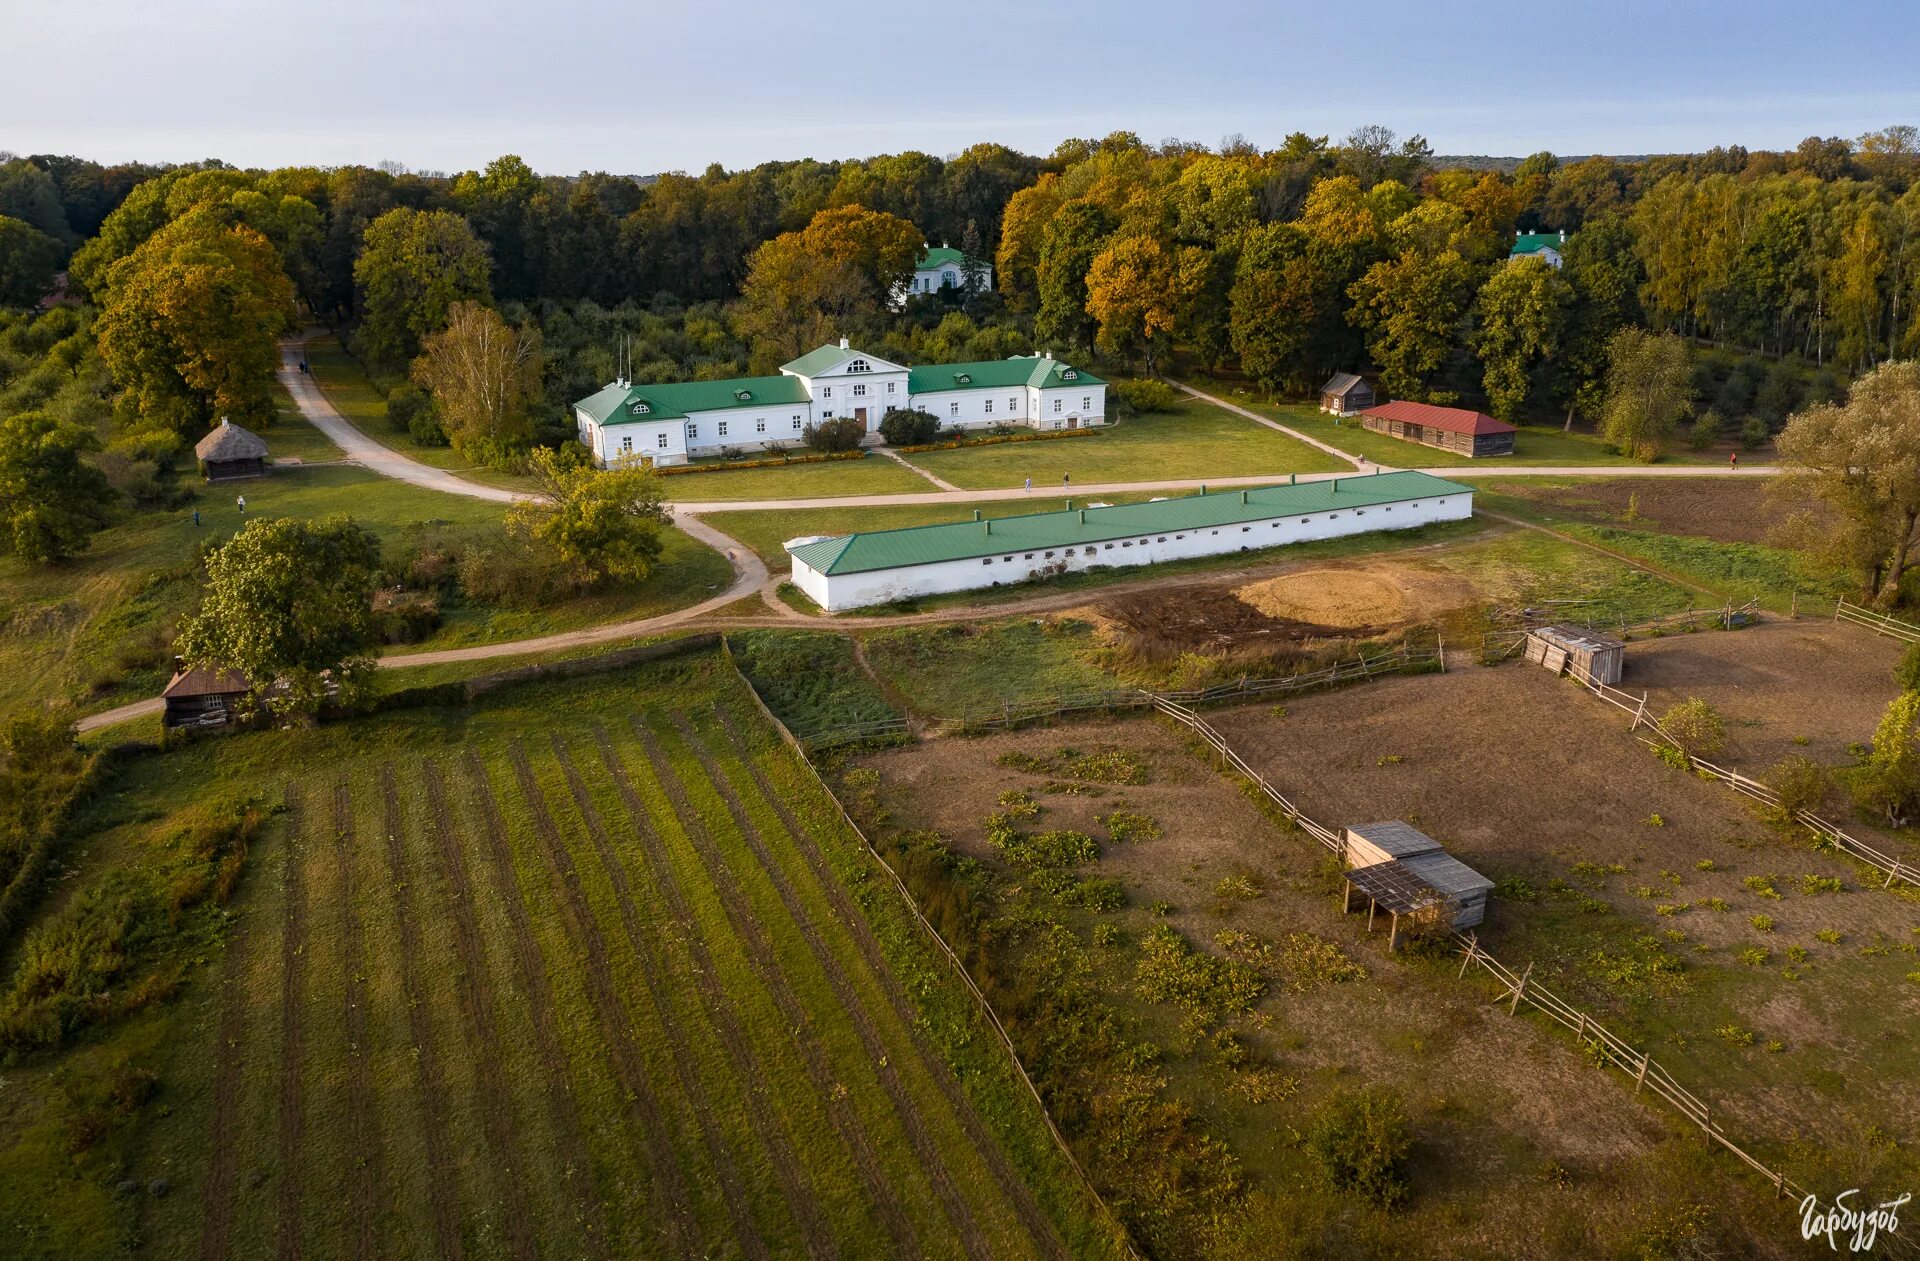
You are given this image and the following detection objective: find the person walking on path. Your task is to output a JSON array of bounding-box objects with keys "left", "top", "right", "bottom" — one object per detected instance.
[
  {"left": 1024, "top": 476, "right": 1031, "bottom": 493},
  {"left": 1729, "top": 451, "right": 1738, "bottom": 470},
  {"left": 1063, "top": 471, "right": 1071, "bottom": 489},
  {"left": 236, "top": 494, "right": 246, "bottom": 515}
]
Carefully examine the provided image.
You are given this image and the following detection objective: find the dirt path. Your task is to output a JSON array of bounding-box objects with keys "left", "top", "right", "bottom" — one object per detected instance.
[
  {"left": 329, "top": 783, "right": 382, "bottom": 1260},
  {"left": 629, "top": 720, "right": 925, "bottom": 1256},
  {"left": 450, "top": 754, "right": 611, "bottom": 1257},
  {"left": 875, "top": 446, "right": 959, "bottom": 491},
  {"left": 1168, "top": 379, "right": 1365, "bottom": 468},
  {"left": 412, "top": 768, "right": 539, "bottom": 1261},
  {"left": 547, "top": 737, "right": 769, "bottom": 1260},
  {"left": 1476, "top": 507, "right": 1723, "bottom": 600},
  {"left": 196, "top": 797, "right": 268, "bottom": 1261},
  {"left": 503, "top": 740, "right": 702, "bottom": 1256},
  {"left": 671, "top": 716, "right": 993, "bottom": 1261},
  {"left": 275, "top": 787, "right": 309, "bottom": 1261},
  {"left": 586, "top": 726, "right": 838, "bottom": 1258},
  {"left": 712, "top": 708, "right": 1069, "bottom": 1261},
  {"left": 377, "top": 766, "right": 468, "bottom": 1261}
]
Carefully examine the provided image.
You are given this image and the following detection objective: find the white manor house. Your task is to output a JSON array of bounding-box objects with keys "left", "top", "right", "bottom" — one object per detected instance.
[{"left": 572, "top": 340, "right": 1106, "bottom": 467}]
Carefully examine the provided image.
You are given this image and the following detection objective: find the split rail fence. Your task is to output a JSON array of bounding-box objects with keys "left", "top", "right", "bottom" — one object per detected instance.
[
  {"left": 1836, "top": 597, "right": 1920, "bottom": 644},
  {"left": 1481, "top": 599, "right": 1761, "bottom": 664}
]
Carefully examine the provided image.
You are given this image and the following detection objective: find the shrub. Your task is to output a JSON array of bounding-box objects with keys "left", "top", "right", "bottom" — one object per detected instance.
[
  {"left": 1307, "top": 1088, "right": 1413, "bottom": 1207},
  {"left": 1750, "top": 914, "right": 1774, "bottom": 932},
  {"left": 456, "top": 539, "right": 569, "bottom": 607},
  {"left": 1762, "top": 755, "right": 1832, "bottom": 826},
  {"left": 370, "top": 588, "right": 442, "bottom": 644},
  {"left": 1743, "top": 875, "right": 1781, "bottom": 900},
  {"left": 1102, "top": 810, "right": 1160, "bottom": 842},
  {"left": 1658, "top": 698, "right": 1726, "bottom": 758},
  {"left": 387, "top": 384, "right": 444, "bottom": 445},
  {"left": 1716, "top": 1023, "right": 1756, "bottom": 1046},
  {"left": 877, "top": 408, "right": 940, "bottom": 446},
  {"left": 1896, "top": 643, "right": 1920, "bottom": 694},
  {"left": 1134, "top": 923, "right": 1265, "bottom": 1018},
  {"left": 1213, "top": 873, "right": 1263, "bottom": 902},
  {"left": 1798, "top": 874, "right": 1843, "bottom": 895},
  {"left": 1686, "top": 410, "right": 1723, "bottom": 451},
  {"left": 1739, "top": 414, "right": 1770, "bottom": 450},
  {"left": 1112, "top": 378, "right": 1181, "bottom": 415},
  {"left": 802, "top": 415, "right": 866, "bottom": 453}
]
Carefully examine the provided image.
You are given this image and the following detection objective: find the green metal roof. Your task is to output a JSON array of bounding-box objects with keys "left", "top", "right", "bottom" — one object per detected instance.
[
  {"left": 780, "top": 344, "right": 856, "bottom": 377},
  {"left": 918, "top": 246, "right": 966, "bottom": 270},
  {"left": 906, "top": 356, "right": 1107, "bottom": 394},
  {"left": 788, "top": 470, "right": 1473, "bottom": 576},
  {"left": 577, "top": 374, "right": 810, "bottom": 424},
  {"left": 1510, "top": 233, "right": 1565, "bottom": 256}
]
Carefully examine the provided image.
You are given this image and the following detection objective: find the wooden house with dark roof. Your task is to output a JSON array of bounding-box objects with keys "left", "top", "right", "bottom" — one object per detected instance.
[
  {"left": 1319, "top": 372, "right": 1375, "bottom": 416},
  {"left": 162, "top": 664, "right": 252, "bottom": 729},
  {"left": 194, "top": 418, "right": 269, "bottom": 481}
]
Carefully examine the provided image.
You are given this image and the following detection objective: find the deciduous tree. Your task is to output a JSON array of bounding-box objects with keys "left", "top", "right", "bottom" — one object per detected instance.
[
  {"left": 506, "top": 447, "right": 667, "bottom": 590},
  {"left": 352, "top": 208, "right": 493, "bottom": 370},
  {"left": 0, "top": 215, "right": 62, "bottom": 307},
  {"left": 0, "top": 409, "right": 115, "bottom": 564},
  {"left": 175, "top": 515, "right": 384, "bottom": 717},
  {"left": 1598, "top": 327, "right": 1692, "bottom": 460},
  {"left": 410, "top": 301, "right": 543, "bottom": 461},
  {"left": 1471, "top": 256, "right": 1572, "bottom": 419},
  {"left": 1347, "top": 249, "right": 1475, "bottom": 401}
]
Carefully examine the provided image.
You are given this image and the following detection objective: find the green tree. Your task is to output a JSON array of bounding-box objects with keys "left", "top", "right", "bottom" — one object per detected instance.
[
  {"left": 1855, "top": 690, "right": 1920, "bottom": 827},
  {"left": 409, "top": 301, "right": 543, "bottom": 461},
  {"left": 1599, "top": 327, "right": 1691, "bottom": 460},
  {"left": 1229, "top": 223, "right": 1326, "bottom": 396},
  {"left": 1347, "top": 249, "right": 1475, "bottom": 400},
  {"left": 734, "top": 205, "right": 920, "bottom": 367},
  {"left": 1775, "top": 360, "right": 1920, "bottom": 603},
  {"left": 175, "top": 515, "right": 384, "bottom": 717},
  {"left": 0, "top": 409, "right": 116, "bottom": 564},
  {"left": 93, "top": 205, "right": 294, "bottom": 444},
  {"left": 507, "top": 448, "right": 667, "bottom": 590},
  {"left": 0, "top": 214, "right": 63, "bottom": 307},
  {"left": 1033, "top": 200, "right": 1113, "bottom": 351},
  {"left": 1471, "top": 256, "right": 1572, "bottom": 419},
  {"left": 1084, "top": 235, "right": 1203, "bottom": 372},
  {"left": 1553, "top": 214, "right": 1643, "bottom": 427},
  {"left": 352, "top": 208, "right": 493, "bottom": 370}
]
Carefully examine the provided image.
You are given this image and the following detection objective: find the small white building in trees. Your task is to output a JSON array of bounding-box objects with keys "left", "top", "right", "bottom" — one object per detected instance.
[{"left": 572, "top": 340, "right": 1104, "bottom": 467}]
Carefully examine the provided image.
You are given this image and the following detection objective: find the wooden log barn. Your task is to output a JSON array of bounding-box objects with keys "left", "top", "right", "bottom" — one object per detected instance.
[{"left": 1525, "top": 624, "right": 1626, "bottom": 685}]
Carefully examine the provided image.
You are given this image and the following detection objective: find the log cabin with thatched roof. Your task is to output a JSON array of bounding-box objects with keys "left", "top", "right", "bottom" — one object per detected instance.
[{"left": 194, "top": 418, "right": 269, "bottom": 481}]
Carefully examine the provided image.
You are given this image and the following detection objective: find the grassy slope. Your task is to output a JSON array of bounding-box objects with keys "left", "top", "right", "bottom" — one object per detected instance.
[
  {"left": 909, "top": 394, "right": 1348, "bottom": 490},
  {"left": 2, "top": 655, "right": 1114, "bottom": 1259},
  {"left": 0, "top": 463, "right": 730, "bottom": 722},
  {"left": 661, "top": 456, "right": 937, "bottom": 502}
]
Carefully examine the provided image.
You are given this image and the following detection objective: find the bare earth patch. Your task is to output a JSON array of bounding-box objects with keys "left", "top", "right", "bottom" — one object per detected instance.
[
  {"left": 1234, "top": 562, "right": 1478, "bottom": 630},
  {"left": 1492, "top": 477, "right": 1827, "bottom": 546}
]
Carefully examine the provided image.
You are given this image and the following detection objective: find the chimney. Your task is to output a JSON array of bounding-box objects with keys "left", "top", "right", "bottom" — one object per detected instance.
[
  {"left": 1079, "top": 509, "right": 1086, "bottom": 523},
  {"left": 972, "top": 508, "right": 981, "bottom": 521},
  {"left": 1241, "top": 490, "right": 1249, "bottom": 504},
  {"left": 984, "top": 520, "right": 992, "bottom": 535},
  {"left": 1065, "top": 499, "right": 1073, "bottom": 511},
  {"left": 1290, "top": 473, "right": 1297, "bottom": 485},
  {"left": 839, "top": 337, "right": 849, "bottom": 350},
  {"left": 1559, "top": 228, "right": 1566, "bottom": 242},
  {"left": 220, "top": 416, "right": 230, "bottom": 428}
]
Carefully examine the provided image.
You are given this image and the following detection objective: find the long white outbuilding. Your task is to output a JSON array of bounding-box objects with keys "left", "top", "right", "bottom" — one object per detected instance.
[{"left": 786, "top": 469, "right": 1475, "bottom": 611}]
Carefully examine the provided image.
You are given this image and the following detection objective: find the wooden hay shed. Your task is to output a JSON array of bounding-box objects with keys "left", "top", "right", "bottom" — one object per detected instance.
[
  {"left": 162, "top": 664, "right": 251, "bottom": 729},
  {"left": 1319, "top": 371, "right": 1374, "bottom": 415},
  {"left": 194, "top": 417, "right": 269, "bottom": 481},
  {"left": 1344, "top": 820, "right": 1443, "bottom": 868},
  {"left": 1525, "top": 624, "right": 1625, "bottom": 685},
  {"left": 1340, "top": 860, "right": 1444, "bottom": 952},
  {"left": 1402, "top": 851, "right": 1496, "bottom": 929}
]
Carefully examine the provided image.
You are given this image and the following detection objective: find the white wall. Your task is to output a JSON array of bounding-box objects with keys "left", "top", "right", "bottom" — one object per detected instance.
[
  {"left": 907, "top": 382, "right": 1108, "bottom": 431},
  {"left": 786, "top": 356, "right": 910, "bottom": 435},
  {"left": 793, "top": 491, "right": 1473, "bottom": 611},
  {"left": 683, "top": 405, "right": 814, "bottom": 456}
]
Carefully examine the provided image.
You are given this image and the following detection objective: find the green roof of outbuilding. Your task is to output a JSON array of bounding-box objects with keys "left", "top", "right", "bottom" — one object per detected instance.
[
  {"left": 788, "top": 470, "right": 1473, "bottom": 576},
  {"left": 906, "top": 356, "right": 1106, "bottom": 394},
  {"left": 918, "top": 246, "right": 966, "bottom": 269},
  {"left": 1511, "top": 233, "right": 1565, "bottom": 256},
  {"left": 576, "top": 374, "right": 810, "bottom": 424}
]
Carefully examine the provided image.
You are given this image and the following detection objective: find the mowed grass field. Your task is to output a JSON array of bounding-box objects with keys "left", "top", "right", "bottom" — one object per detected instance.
[{"left": 111, "top": 653, "right": 1107, "bottom": 1260}]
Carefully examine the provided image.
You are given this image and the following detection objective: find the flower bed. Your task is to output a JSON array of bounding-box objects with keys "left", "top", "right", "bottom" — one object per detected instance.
[
  {"left": 894, "top": 427, "right": 1105, "bottom": 455},
  {"left": 655, "top": 450, "right": 869, "bottom": 476}
]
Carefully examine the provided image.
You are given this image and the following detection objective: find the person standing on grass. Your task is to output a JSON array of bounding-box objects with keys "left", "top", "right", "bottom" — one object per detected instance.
[
  {"left": 192, "top": 509, "right": 200, "bottom": 527},
  {"left": 236, "top": 494, "right": 246, "bottom": 515}
]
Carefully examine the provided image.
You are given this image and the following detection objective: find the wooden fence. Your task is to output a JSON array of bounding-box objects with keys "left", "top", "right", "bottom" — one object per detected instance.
[
  {"left": 721, "top": 643, "right": 1141, "bottom": 1259},
  {"left": 1836, "top": 598, "right": 1920, "bottom": 644},
  {"left": 1141, "top": 690, "right": 1865, "bottom": 1230},
  {"left": 1482, "top": 600, "right": 1762, "bottom": 664}
]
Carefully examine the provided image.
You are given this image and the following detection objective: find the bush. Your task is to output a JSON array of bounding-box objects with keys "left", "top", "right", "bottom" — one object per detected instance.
[
  {"left": 802, "top": 416, "right": 866, "bottom": 453},
  {"left": 456, "top": 540, "right": 569, "bottom": 607},
  {"left": 1895, "top": 643, "right": 1920, "bottom": 693},
  {"left": 1687, "top": 409, "right": 1723, "bottom": 451},
  {"left": 387, "top": 384, "right": 445, "bottom": 446},
  {"left": 1112, "top": 379, "right": 1180, "bottom": 415},
  {"left": 1739, "top": 414, "right": 1770, "bottom": 450},
  {"left": 1307, "top": 1088, "right": 1414, "bottom": 1206},
  {"left": 1658, "top": 697, "right": 1726, "bottom": 758},
  {"left": 1762, "top": 754, "right": 1831, "bottom": 825},
  {"left": 370, "top": 588, "right": 442, "bottom": 644},
  {"left": 878, "top": 408, "right": 940, "bottom": 446}
]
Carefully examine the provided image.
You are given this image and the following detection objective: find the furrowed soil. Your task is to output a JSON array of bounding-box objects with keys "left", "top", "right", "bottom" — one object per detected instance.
[
  {"left": 1485, "top": 476, "right": 1827, "bottom": 546},
  {"left": 853, "top": 716, "right": 1805, "bottom": 1257},
  {"left": 22, "top": 652, "right": 1109, "bottom": 1261}
]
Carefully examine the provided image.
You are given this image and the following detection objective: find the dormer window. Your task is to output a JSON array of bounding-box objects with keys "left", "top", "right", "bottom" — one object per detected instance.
[
  {"left": 1062, "top": 368, "right": 1078, "bottom": 380},
  {"left": 627, "top": 399, "right": 652, "bottom": 416},
  {"left": 846, "top": 359, "right": 870, "bottom": 373},
  {"left": 734, "top": 389, "right": 753, "bottom": 402},
  {"left": 955, "top": 372, "right": 971, "bottom": 385}
]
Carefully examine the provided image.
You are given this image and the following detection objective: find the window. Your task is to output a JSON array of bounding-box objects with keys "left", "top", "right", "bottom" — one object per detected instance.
[
  {"left": 656, "top": 433, "right": 668, "bottom": 448},
  {"left": 792, "top": 416, "right": 802, "bottom": 429},
  {"left": 1103, "top": 543, "right": 1114, "bottom": 550},
  {"left": 847, "top": 359, "right": 870, "bottom": 373},
  {"left": 1023, "top": 553, "right": 1034, "bottom": 560},
  {"left": 718, "top": 421, "right": 729, "bottom": 437},
  {"left": 1008, "top": 396, "right": 1018, "bottom": 412},
  {"left": 1156, "top": 537, "right": 1166, "bottom": 543},
  {"left": 1121, "top": 541, "right": 1132, "bottom": 548},
  {"left": 756, "top": 419, "right": 766, "bottom": 433},
  {"left": 1082, "top": 396, "right": 1091, "bottom": 409},
  {"left": 1044, "top": 551, "right": 1054, "bottom": 559},
  {"left": 1003, "top": 555, "right": 1012, "bottom": 562},
  {"left": 983, "top": 399, "right": 993, "bottom": 414},
  {"left": 950, "top": 403, "right": 960, "bottom": 417},
  {"left": 1053, "top": 399, "right": 1062, "bottom": 413},
  {"left": 688, "top": 423, "right": 698, "bottom": 440},
  {"left": 823, "top": 386, "right": 832, "bottom": 398},
  {"left": 981, "top": 558, "right": 992, "bottom": 565},
  {"left": 1300, "top": 518, "right": 1310, "bottom": 523},
  {"left": 887, "top": 381, "right": 896, "bottom": 393},
  {"left": 620, "top": 435, "right": 633, "bottom": 453},
  {"left": 821, "top": 409, "right": 833, "bottom": 419},
  {"left": 852, "top": 383, "right": 867, "bottom": 397}
]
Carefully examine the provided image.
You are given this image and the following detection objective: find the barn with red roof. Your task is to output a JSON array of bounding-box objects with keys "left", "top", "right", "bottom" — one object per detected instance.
[{"left": 1357, "top": 400, "right": 1517, "bottom": 459}]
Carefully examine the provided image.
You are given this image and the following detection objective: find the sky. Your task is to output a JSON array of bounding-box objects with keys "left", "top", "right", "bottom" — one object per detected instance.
[{"left": 5, "top": 0, "right": 1920, "bottom": 174}]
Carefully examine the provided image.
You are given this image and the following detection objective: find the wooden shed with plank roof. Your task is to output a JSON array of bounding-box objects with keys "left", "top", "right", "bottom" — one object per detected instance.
[
  {"left": 1341, "top": 820, "right": 1495, "bottom": 938},
  {"left": 162, "top": 664, "right": 252, "bottom": 729},
  {"left": 1525, "top": 624, "right": 1626, "bottom": 685},
  {"left": 194, "top": 417, "right": 269, "bottom": 481},
  {"left": 1319, "top": 372, "right": 1375, "bottom": 416}
]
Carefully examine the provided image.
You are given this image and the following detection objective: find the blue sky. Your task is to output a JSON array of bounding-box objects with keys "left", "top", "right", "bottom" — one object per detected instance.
[{"left": 5, "top": 0, "right": 1918, "bottom": 173}]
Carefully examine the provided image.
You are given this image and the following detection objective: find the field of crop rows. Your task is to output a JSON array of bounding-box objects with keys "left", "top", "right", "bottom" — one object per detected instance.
[{"left": 136, "top": 661, "right": 1083, "bottom": 1259}]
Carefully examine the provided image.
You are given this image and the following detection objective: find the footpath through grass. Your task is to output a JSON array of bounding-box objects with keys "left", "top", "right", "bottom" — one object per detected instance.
[
  {"left": 910, "top": 393, "right": 1347, "bottom": 490},
  {"left": 0, "top": 652, "right": 1120, "bottom": 1259}
]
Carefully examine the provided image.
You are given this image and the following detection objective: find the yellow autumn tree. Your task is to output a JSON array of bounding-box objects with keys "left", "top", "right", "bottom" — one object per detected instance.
[{"left": 1084, "top": 235, "right": 1205, "bottom": 372}]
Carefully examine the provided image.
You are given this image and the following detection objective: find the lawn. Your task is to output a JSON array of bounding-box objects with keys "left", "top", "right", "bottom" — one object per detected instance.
[
  {"left": 1232, "top": 395, "right": 1719, "bottom": 469},
  {"left": 661, "top": 455, "right": 937, "bottom": 502},
  {"left": 0, "top": 653, "right": 1118, "bottom": 1259},
  {"left": 0, "top": 465, "right": 730, "bottom": 721},
  {"left": 859, "top": 621, "right": 1114, "bottom": 718},
  {"left": 908, "top": 393, "right": 1349, "bottom": 490}
]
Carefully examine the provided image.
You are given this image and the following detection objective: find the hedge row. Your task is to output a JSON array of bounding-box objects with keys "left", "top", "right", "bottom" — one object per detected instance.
[
  {"left": 894, "top": 427, "right": 1105, "bottom": 455},
  {"left": 657, "top": 450, "right": 868, "bottom": 476}
]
